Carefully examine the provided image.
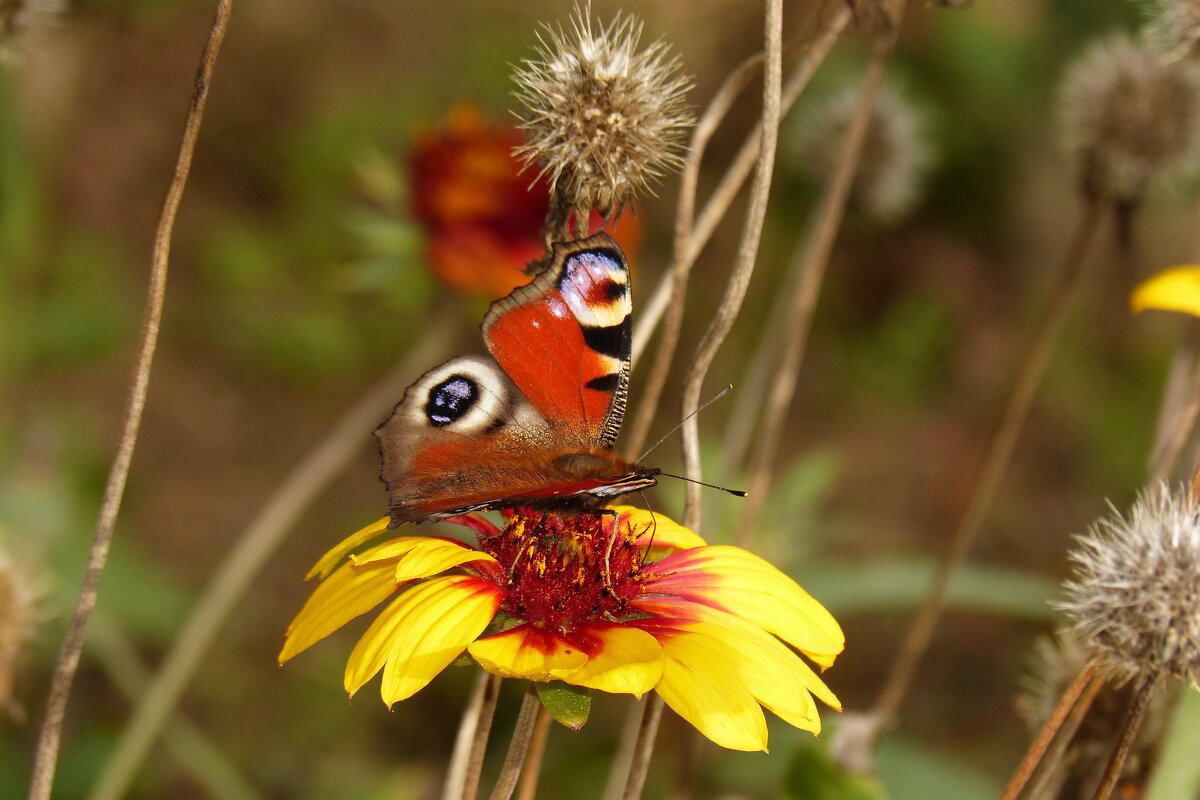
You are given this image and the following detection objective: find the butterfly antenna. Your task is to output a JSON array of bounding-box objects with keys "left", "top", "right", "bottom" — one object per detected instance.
[
  {"left": 636, "top": 385, "right": 733, "bottom": 463},
  {"left": 658, "top": 471, "right": 748, "bottom": 497}
]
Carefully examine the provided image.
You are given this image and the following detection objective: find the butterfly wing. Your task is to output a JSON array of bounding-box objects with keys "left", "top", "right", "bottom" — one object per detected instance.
[{"left": 482, "top": 233, "right": 632, "bottom": 450}]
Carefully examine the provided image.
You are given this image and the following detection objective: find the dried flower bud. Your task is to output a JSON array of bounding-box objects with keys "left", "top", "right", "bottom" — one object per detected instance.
[
  {"left": 1017, "top": 632, "right": 1171, "bottom": 798},
  {"left": 1057, "top": 33, "right": 1200, "bottom": 201},
  {"left": 0, "top": 542, "right": 40, "bottom": 720},
  {"left": 0, "top": 0, "right": 63, "bottom": 63},
  {"left": 512, "top": 6, "right": 692, "bottom": 221},
  {"left": 1145, "top": 0, "right": 1200, "bottom": 62},
  {"left": 1059, "top": 486, "right": 1200, "bottom": 685},
  {"left": 794, "top": 82, "right": 933, "bottom": 222}
]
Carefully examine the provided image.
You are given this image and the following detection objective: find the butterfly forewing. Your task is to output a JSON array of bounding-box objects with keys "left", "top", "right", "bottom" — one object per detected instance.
[{"left": 482, "top": 233, "right": 632, "bottom": 449}]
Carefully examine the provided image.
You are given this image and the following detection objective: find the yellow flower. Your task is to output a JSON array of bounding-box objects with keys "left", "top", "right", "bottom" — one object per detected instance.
[
  {"left": 1131, "top": 265, "right": 1200, "bottom": 316},
  {"left": 279, "top": 507, "right": 843, "bottom": 752}
]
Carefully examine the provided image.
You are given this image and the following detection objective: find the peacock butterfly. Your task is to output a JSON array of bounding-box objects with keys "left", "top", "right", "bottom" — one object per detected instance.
[{"left": 375, "top": 232, "right": 659, "bottom": 526}]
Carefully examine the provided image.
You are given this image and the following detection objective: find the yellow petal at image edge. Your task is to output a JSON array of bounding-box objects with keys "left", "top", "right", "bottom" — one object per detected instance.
[
  {"left": 279, "top": 558, "right": 399, "bottom": 663},
  {"left": 655, "top": 546, "right": 844, "bottom": 668},
  {"left": 610, "top": 506, "right": 707, "bottom": 550},
  {"left": 652, "top": 626, "right": 769, "bottom": 752},
  {"left": 1131, "top": 265, "right": 1200, "bottom": 315},
  {"left": 469, "top": 627, "right": 589, "bottom": 682},
  {"left": 561, "top": 625, "right": 664, "bottom": 696},
  {"left": 307, "top": 516, "right": 391, "bottom": 579},
  {"left": 345, "top": 575, "right": 503, "bottom": 704}
]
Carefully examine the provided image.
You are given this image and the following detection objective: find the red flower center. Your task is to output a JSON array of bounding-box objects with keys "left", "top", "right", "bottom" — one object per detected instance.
[{"left": 475, "top": 510, "right": 645, "bottom": 634}]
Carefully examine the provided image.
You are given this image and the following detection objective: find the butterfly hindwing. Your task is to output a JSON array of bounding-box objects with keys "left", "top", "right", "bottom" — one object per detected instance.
[{"left": 482, "top": 233, "right": 632, "bottom": 449}]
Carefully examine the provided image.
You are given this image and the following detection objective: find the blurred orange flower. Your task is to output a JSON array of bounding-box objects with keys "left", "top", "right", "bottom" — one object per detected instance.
[{"left": 410, "top": 106, "right": 642, "bottom": 298}]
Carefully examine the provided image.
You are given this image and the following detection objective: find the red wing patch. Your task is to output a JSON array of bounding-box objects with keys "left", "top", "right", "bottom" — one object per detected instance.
[{"left": 483, "top": 234, "right": 631, "bottom": 448}]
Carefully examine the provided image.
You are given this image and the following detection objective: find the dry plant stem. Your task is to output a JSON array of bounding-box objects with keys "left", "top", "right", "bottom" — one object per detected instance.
[
  {"left": 869, "top": 195, "right": 1108, "bottom": 731},
  {"left": 999, "top": 662, "right": 1101, "bottom": 800},
  {"left": 514, "top": 706, "right": 552, "bottom": 800},
  {"left": 1092, "top": 674, "right": 1161, "bottom": 800},
  {"left": 1148, "top": 354, "right": 1200, "bottom": 486},
  {"left": 87, "top": 615, "right": 264, "bottom": 800},
  {"left": 623, "top": 50, "right": 766, "bottom": 457},
  {"left": 88, "top": 326, "right": 452, "bottom": 800},
  {"left": 628, "top": 6, "right": 852, "bottom": 373},
  {"left": 1147, "top": 320, "right": 1200, "bottom": 473},
  {"left": 1028, "top": 673, "right": 1106, "bottom": 800},
  {"left": 27, "top": 4, "right": 233, "bottom": 798},
  {"left": 601, "top": 701, "right": 647, "bottom": 800},
  {"left": 455, "top": 672, "right": 503, "bottom": 800},
  {"left": 487, "top": 684, "right": 541, "bottom": 800},
  {"left": 444, "top": 671, "right": 501, "bottom": 800},
  {"left": 681, "top": 0, "right": 783, "bottom": 532},
  {"left": 737, "top": 34, "right": 895, "bottom": 545},
  {"left": 621, "top": 694, "right": 666, "bottom": 800}
]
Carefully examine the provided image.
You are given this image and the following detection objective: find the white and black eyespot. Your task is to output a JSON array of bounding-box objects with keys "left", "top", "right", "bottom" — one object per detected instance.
[
  {"left": 559, "top": 248, "right": 630, "bottom": 329},
  {"left": 404, "top": 355, "right": 512, "bottom": 435}
]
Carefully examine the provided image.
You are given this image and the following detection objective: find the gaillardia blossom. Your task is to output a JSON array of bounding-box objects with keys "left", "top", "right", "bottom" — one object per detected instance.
[{"left": 279, "top": 506, "right": 843, "bottom": 751}]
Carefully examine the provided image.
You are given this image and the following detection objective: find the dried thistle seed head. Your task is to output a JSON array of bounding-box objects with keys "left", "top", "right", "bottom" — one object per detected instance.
[
  {"left": 0, "top": 542, "right": 41, "bottom": 719},
  {"left": 1057, "top": 33, "right": 1200, "bottom": 201},
  {"left": 794, "top": 82, "right": 933, "bottom": 222},
  {"left": 1144, "top": 0, "right": 1200, "bottom": 62},
  {"left": 0, "top": 0, "right": 64, "bottom": 63},
  {"left": 1018, "top": 631, "right": 1173, "bottom": 797},
  {"left": 512, "top": 6, "right": 693, "bottom": 219},
  {"left": 1059, "top": 486, "right": 1200, "bottom": 685}
]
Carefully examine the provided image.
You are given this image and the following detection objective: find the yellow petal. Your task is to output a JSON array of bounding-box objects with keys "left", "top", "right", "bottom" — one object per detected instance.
[
  {"left": 279, "top": 556, "right": 398, "bottom": 663},
  {"left": 562, "top": 624, "right": 664, "bottom": 696},
  {"left": 307, "top": 517, "right": 391, "bottom": 580},
  {"left": 637, "top": 596, "right": 840, "bottom": 721},
  {"left": 469, "top": 627, "right": 589, "bottom": 682},
  {"left": 348, "top": 536, "right": 497, "bottom": 580},
  {"left": 1131, "top": 266, "right": 1200, "bottom": 315},
  {"left": 611, "top": 506, "right": 708, "bottom": 550},
  {"left": 344, "top": 575, "right": 503, "bottom": 704},
  {"left": 650, "top": 624, "right": 768, "bottom": 752},
  {"left": 650, "top": 546, "right": 844, "bottom": 669}
]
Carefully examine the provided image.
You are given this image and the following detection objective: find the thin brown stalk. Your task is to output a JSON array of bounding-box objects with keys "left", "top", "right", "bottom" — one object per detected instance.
[
  {"left": 680, "top": 0, "right": 783, "bottom": 533},
  {"left": 628, "top": 6, "right": 852, "bottom": 371},
  {"left": 513, "top": 706, "right": 552, "bottom": 800},
  {"left": 1148, "top": 359, "right": 1200, "bottom": 486},
  {"left": 737, "top": 33, "right": 895, "bottom": 545},
  {"left": 1091, "top": 673, "right": 1161, "bottom": 800},
  {"left": 487, "top": 684, "right": 541, "bottom": 800},
  {"left": 621, "top": 695, "right": 666, "bottom": 800},
  {"left": 1147, "top": 321, "right": 1200, "bottom": 473},
  {"left": 88, "top": 326, "right": 452, "bottom": 800},
  {"left": 1000, "top": 662, "right": 1101, "bottom": 800},
  {"left": 27, "top": 3, "right": 232, "bottom": 798},
  {"left": 1027, "top": 671, "right": 1106, "bottom": 800},
  {"left": 601, "top": 701, "right": 647, "bottom": 800},
  {"left": 458, "top": 673, "right": 503, "bottom": 800},
  {"left": 444, "top": 671, "right": 501, "bottom": 800},
  {"left": 867, "top": 194, "right": 1109, "bottom": 733}
]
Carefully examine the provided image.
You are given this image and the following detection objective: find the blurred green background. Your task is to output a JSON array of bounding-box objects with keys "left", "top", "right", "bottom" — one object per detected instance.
[{"left": 2, "top": 0, "right": 1192, "bottom": 797}]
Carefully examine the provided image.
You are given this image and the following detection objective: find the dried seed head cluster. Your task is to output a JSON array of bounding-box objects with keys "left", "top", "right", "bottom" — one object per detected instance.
[
  {"left": 0, "top": 543, "right": 40, "bottom": 719},
  {"left": 0, "top": 0, "right": 63, "bottom": 62},
  {"left": 1144, "top": 0, "right": 1200, "bottom": 61},
  {"left": 795, "top": 82, "right": 933, "bottom": 222},
  {"left": 1057, "top": 33, "right": 1200, "bottom": 201},
  {"left": 1018, "top": 632, "right": 1172, "bottom": 796},
  {"left": 512, "top": 7, "right": 692, "bottom": 220},
  {"left": 1059, "top": 487, "right": 1200, "bottom": 685}
]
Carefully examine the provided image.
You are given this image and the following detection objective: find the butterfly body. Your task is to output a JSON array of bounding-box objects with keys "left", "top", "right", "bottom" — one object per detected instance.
[{"left": 376, "top": 234, "right": 658, "bottom": 526}]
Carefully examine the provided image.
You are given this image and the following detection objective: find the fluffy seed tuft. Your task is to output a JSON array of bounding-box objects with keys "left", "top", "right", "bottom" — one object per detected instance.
[
  {"left": 512, "top": 6, "right": 693, "bottom": 220},
  {"left": 794, "top": 82, "right": 933, "bottom": 222},
  {"left": 1144, "top": 0, "right": 1200, "bottom": 62},
  {"left": 1059, "top": 486, "right": 1200, "bottom": 685},
  {"left": 1057, "top": 33, "right": 1200, "bottom": 201}
]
